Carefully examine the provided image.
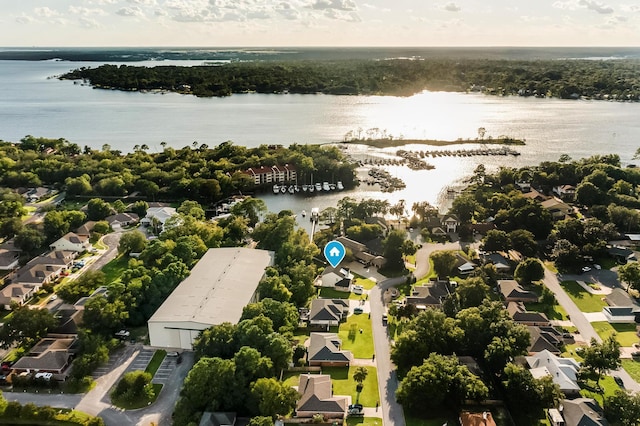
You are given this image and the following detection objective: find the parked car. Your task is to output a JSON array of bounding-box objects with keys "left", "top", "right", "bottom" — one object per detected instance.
[
  {"left": 581, "top": 266, "right": 592, "bottom": 273},
  {"left": 35, "top": 372, "right": 52, "bottom": 380},
  {"left": 382, "top": 313, "right": 388, "bottom": 324},
  {"left": 167, "top": 351, "right": 180, "bottom": 357},
  {"left": 49, "top": 295, "right": 58, "bottom": 302},
  {"left": 347, "top": 404, "right": 364, "bottom": 416},
  {"left": 631, "top": 351, "right": 640, "bottom": 358},
  {"left": 353, "top": 307, "right": 363, "bottom": 314},
  {"left": 352, "top": 285, "right": 364, "bottom": 295},
  {"left": 115, "top": 330, "right": 130, "bottom": 338},
  {"left": 614, "top": 376, "right": 624, "bottom": 387},
  {"left": 594, "top": 264, "right": 602, "bottom": 270}
]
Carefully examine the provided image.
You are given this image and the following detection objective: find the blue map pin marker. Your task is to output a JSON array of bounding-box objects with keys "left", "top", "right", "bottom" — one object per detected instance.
[{"left": 324, "top": 240, "right": 346, "bottom": 268}]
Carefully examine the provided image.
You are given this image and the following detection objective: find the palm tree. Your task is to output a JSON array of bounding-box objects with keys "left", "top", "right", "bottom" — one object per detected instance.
[{"left": 353, "top": 366, "right": 368, "bottom": 389}]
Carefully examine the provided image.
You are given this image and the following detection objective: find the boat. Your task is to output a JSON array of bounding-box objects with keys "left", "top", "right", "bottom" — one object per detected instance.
[
  {"left": 288, "top": 185, "right": 295, "bottom": 194},
  {"left": 315, "top": 182, "right": 322, "bottom": 192},
  {"left": 280, "top": 185, "right": 287, "bottom": 194},
  {"left": 294, "top": 185, "right": 300, "bottom": 193},
  {"left": 322, "top": 182, "right": 330, "bottom": 191},
  {"left": 301, "top": 210, "right": 306, "bottom": 217},
  {"left": 337, "top": 181, "right": 344, "bottom": 190},
  {"left": 302, "top": 185, "right": 308, "bottom": 192},
  {"left": 310, "top": 207, "right": 319, "bottom": 222},
  {"left": 308, "top": 184, "right": 314, "bottom": 193},
  {"left": 329, "top": 183, "right": 336, "bottom": 191},
  {"left": 273, "top": 184, "right": 280, "bottom": 194}
]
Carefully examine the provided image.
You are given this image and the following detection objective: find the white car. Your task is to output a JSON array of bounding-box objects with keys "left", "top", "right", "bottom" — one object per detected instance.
[
  {"left": 35, "top": 372, "right": 52, "bottom": 380},
  {"left": 581, "top": 266, "right": 592, "bottom": 273},
  {"left": 594, "top": 264, "right": 602, "bottom": 270},
  {"left": 352, "top": 285, "right": 364, "bottom": 295}
]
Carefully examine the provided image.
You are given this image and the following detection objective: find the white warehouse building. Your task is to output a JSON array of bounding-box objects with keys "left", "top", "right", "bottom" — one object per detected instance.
[{"left": 147, "top": 247, "right": 274, "bottom": 350}]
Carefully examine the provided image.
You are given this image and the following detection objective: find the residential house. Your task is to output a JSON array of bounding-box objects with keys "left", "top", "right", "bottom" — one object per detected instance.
[
  {"left": 480, "top": 252, "right": 512, "bottom": 273},
  {"left": 425, "top": 214, "right": 460, "bottom": 236},
  {"left": 105, "top": 212, "right": 139, "bottom": 228},
  {"left": 308, "top": 299, "right": 349, "bottom": 328},
  {"left": 507, "top": 302, "right": 551, "bottom": 327},
  {"left": 50, "top": 307, "right": 83, "bottom": 334},
  {"left": 602, "top": 288, "right": 640, "bottom": 323},
  {"left": 295, "top": 374, "right": 348, "bottom": 419},
  {"left": 498, "top": 280, "right": 539, "bottom": 303},
  {"left": 0, "top": 249, "right": 20, "bottom": 271},
  {"left": 527, "top": 326, "right": 563, "bottom": 355},
  {"left": 0, "top": 284, "right": 35, "bottom": 310},
  {"left": 607, "top": 246, "right": 636, "bottom": 263},
  {"left": 199, "top": 412, "right": 237, "bottom": 426},
  {"left": 75, "top": 221, "right": 96, "bottom": 237},
  {"left": 459, "top": 411, "right": 497, "bottom": 426},
  {"left": 317, "top": 267, "right": 354, "bottom": 292},
  {"left": 307, "top": 333, "right": 353, "bottom": 367},
  {"left": 11, "top": 335, "right": 78, "bottom": 379},
  {"left": 526, "top": 350, "right": 581, "bottom": 396},
  {"left": 336, "top": 236, "right": 367, "bottom": 253},
  {"left": 141, "top": 206, "right": 177, "bottom": 232},
  {"left": 49, "top": 232, "right": 90, "bottom": 252},
  {"left": 406, "top": 279, "right": 452, "bottom": 310},
  {"left": 553, "top": 185, "right": 577, "bottom": 201},
  {"left": 11, "top": 263, "right": 64, "bottom": 287},
  {"left": 442, "top": 214, "right": 459, "bottom": 233},
  {"left": 23, "top": 187, "right": 52, "bottom": 203},
  {"left": 521, "top": 189, "right": 549, "bottom": 202},
  {"left": 559, "top": 398, "right": 609, "bottom": 426},
  {"left": 27, "top": 250, "right": 76, "bottom": 269},
  {"left": 515, "top": 181, "right": 532, "bottom": 193},
  {"left": 540, "top": 197, "right": 574, "bottom": 221}
]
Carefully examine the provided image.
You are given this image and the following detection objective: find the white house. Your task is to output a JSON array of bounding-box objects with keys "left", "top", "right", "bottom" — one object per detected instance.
[
  {"left": 317, "top": 267, "right": 353, "bottom": 292},
  {"left": 526, "top": 350, "right": 581, "bottom": 396},
  {"left": 148, "top": 248, "right": 274, "bottom": 350},
  {"left": 49, "top": 232, "right": 91, "bottom": 253},
  {"left": 141, "top": 207, "right": 177, "bottom": 232}
]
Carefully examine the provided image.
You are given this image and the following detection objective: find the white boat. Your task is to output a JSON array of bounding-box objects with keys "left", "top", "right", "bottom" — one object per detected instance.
[
  {"left": 308, "top": 184, "right": 314, "bottom": 193},
  {"left": 301, "top": 210, "right": 306, "bottom": 217},
  {"left": 294, "top": 185, "right": 300, "bottom": 193},
  {"left": 302, "top": 185, "right": 308, "bottom": 192},
  {"left": 288, "top": 185, "right": 295, "bottom": 194},
  {"left": 337, "top": 181, "right": 344, "bottom": 190},
  {"left": 310, "top": 207, "right": 319, "bottom": 222},
  {"left": 281, "top": 185, "right": 287, "bottom": 194},
  {"left": 273, "top": 184, "right": 280, "bottom": 194},
  {"left": 315, "top": 182, "right": 322, "bottom": 191},
  {"left": 329, "top": 183, "right": 336, "bottom": 191},
  {"left": 322, "top": 182, "right": 330, "bottom": 191}
]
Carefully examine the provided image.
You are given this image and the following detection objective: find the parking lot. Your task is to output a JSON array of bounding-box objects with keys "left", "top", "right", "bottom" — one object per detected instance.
[
  {"left": 152, "top": 355, "right": 177, "bottom": 384},
  {"left": 92, "top": 347, "right": 133, "bottom": 379},
  {"left": 125, "top": 349, "right": 154, "bottom": 373}
]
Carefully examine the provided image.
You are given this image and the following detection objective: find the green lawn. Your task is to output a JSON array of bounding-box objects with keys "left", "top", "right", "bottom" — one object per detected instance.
[
  {"left": 525, "top": 301, "right": 569, "bottom": 321},
  {"left": 354, "top": 275, "right": 377, "bottom": 290},
  {"left": 101, "top": 255, "right": 129, "bottom": 285},
  {"left": 323, "top": 366, "right": 379, "bottom": 407},
  {"left": 145, "top": 350, "right": 166, "bottom": 376},
  {"left": 346, "top": 418, "right": 384, "bottom": 426},
  {"left": 580, "top": 375, "right": 619, "bottom": 407},
  {"left": 339, "top": 313, "right": 374, "bottom": 358},
  {"left": 591, "top": 321, "right": 639, "bottom": 346},
  {"left": 622, "top": 359, "right": 640, "bottom": 382},
  {"left": 559, "top": 281, "right": 608, "bottom": 312},
  {"left": 291, "top": 329, "right": 310, "bottom": 346},
  {"left": 318, "top": 287, "right": 361, "bottom": 300},
  {"left": 112, "top": 383, "right": 163, "bottom": 410},
  {"left": 544, "top": 262, "right": 558, "bottom": 273}
]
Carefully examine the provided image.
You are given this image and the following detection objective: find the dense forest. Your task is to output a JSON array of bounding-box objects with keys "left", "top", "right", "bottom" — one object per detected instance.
[
  {"left": 0, "top": 136, "right": 357, "bottom": 203},
  {"left": 61, "top": 58, "right": 640, "bottom": 100}
]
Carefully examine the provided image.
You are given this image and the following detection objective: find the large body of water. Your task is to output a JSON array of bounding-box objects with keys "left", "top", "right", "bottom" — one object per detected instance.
[{"left": 2, "top": 50, "right": 640, "bottom": 216}]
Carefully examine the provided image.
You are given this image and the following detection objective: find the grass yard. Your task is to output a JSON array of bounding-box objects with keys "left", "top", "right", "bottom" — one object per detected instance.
[
  {"left": 323, "top": 366, "right": 379, "bottom": 407},
  {"left": 145, "top": 350, "right": 166, "bottom": 376},
  {"left": 622, "top": 359, "right": 640, "bottom": 382},
  {"left": 559, "top": 281, "right": 608, "bottom": 312},
  {"left": 112, "top": 382, "right": 163, "bottom": 410},
  {"left": 580, "top": 375, "right": 619, "bottom": 407},
  {"left": 591, "top": 321, "right": 639, "bottom": 347},
  {"left": 544, "top": 262, "right": 558, "bottom": 273},
  {"left": 101, "top": 255, "right": 129, "bottom": 285},
  {"left": 354, "top": 275, "right": 377, "bottom": 290},
  {"left": 291, "top": 329, "right": 310, "bottom": 346},
  {"left": 525, "top": 300, "right": 569, "bottom": 321},
  {"left": 339, "top": 313, "right": 374, "bottom": 358},
  {"left": 346, "top": 418, "right": 384, "bottom": 426}
]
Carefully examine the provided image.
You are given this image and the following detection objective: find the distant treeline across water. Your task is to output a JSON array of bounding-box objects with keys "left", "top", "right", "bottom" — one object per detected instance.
[{"left": 3, "top": 46, "right": 640, "bottom": 62}]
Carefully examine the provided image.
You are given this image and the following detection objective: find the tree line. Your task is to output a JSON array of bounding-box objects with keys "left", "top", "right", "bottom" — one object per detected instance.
[{"left": 61, "top": 58, "right": 640, "bottom": 100}]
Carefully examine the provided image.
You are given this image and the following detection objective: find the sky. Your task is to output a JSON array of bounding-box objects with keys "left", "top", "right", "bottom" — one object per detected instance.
[{"left": 1, "top": 0, "right": 640, "bottom": 47}]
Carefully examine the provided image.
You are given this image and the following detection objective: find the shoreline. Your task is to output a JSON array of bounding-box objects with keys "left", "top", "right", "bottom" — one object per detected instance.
[{"left": 337, "top": 137, "right": 526, "bottom": 149}]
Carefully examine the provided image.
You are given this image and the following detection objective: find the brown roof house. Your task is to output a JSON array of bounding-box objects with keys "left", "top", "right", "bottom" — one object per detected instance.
[
  {"left": 307, "top": 333, "right": 353, "bottom": 367},
  {"left": 0, "top": 284, "right": 36, "bottom": 310},
  {"left": 75, "top": 221, "right": 97, "bottom": 237},
  {"left": 540, "top": 197, "right": 574, "bottom": 221},
  {"left": 105, "top": 212, "right": 139, "bottom": 228},
  {"left": 49, "top": 232, "right": 90, "bottom": 253},
  {"left": 553, "top": 185, "right": 577, "bottom": 201},
  {"left": 527, "top": 326, "right": 563, "bottom": 355},
  {"left": 406, "top": 279, "right": 453, "bottom": 310},
  {"left": 0, "top": 249, "right": 20, "bottom": 271},
  {"left": 12, "top": 336, "right": 78, "bottom": 379},
  {"left": 498, "top": 280, "right": 539, "bottom": 303},
  {"left": 308, "top": 299, "right": 349, "bottom": 328},
  {"left": 507, "top": 302, "right": 551, "bottom": 326},
  {"left": 295, "top": 374, "right": 348, "bottom": 419}
]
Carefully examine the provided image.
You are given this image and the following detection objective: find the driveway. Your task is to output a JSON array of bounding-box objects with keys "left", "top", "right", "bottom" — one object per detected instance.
[{"left": 88, "top": 232, "right": 123, "bottom": 273}]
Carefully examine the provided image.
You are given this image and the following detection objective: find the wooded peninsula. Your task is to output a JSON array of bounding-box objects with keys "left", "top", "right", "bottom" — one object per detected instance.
[{"left": 60, "top": 58, "right": 640, "bottom": 100}]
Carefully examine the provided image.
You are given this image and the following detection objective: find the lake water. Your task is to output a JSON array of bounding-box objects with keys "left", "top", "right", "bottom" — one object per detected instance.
[{"left": 2, "top": 59, "right": 640, "bottom": 216}]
